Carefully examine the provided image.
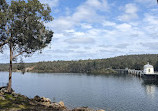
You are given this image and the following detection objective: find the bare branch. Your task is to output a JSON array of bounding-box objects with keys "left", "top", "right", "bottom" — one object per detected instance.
[{"left": 13, "top": 51, "right": 25, "bottom": 59}]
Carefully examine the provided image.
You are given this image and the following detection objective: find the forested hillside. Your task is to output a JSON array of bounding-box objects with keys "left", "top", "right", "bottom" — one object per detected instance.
[{"left": 1, "top": 54, "right": 158, "bottom": 73}]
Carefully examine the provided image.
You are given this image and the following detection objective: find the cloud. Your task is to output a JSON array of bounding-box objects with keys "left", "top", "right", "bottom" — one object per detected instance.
[
  {"left": 67, "top": 46, "right": 80, "bottom": 49},
  {"left": 99, "top": 49, "right": 123, "bottom": 54},
  {"left": 114, "top": 43, "right": 129, "bottom": 49},
  {"left": 84, "top": 47, "right": 92, "bottom": 50},
  {"left": 48, "top": 0, "right": 109, "bottom": 31},
  {"left": 143, "top": 14, "right": 158, "bottom": 25},
  {"left": 135, "top": 0, "right": 157, "bottom": 6},
  {"left": 118, "top": 3, "right": 138, "bottom": 21},
  {"left": 103, "top": 21, "right": 116, "bottom": 27},
  {"left": 39, "top": 0, "right": 59, "bottom": 8},
  {"left": 65, "top": 37, "right": 95, "bottom": 44},
  {"left": 116, "top": 23, "right": 132, "bottom": 31},
  {"left": 52, "top": 49, "right": 74, "bottom": 53},
  {"left": 80, "top": 23, "right": 93, "bottom": 29},
  {"left": 140, "top": 42, "right": 158, "bottom": 50},
  {"left": 142, "top": 14, "right": 158, "bottom": 39}
]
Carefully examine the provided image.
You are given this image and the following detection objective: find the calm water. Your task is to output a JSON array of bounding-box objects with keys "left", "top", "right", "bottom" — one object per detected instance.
[{"left": 0, "top": 72, "right": 158, "bottom": 111}]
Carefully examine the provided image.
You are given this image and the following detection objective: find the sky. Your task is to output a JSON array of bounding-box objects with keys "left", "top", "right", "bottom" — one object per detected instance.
[{"left": 1, "top": 0, "right": 158, "bottom": 63}]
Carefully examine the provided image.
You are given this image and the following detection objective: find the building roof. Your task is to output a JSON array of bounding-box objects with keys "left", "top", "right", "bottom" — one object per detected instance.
[{"left": 144, "top": 62, "right": 153, "bottom": 69}]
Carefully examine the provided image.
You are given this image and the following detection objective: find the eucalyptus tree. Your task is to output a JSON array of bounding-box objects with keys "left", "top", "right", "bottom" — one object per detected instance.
[{"left": 0, "top": 0, "right": 53, "bottom": 92}]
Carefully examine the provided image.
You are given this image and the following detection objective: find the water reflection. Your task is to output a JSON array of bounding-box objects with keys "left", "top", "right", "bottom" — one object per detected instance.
[
  {"left": 142, "top": 79, "right": 158, "bottom": 86},
  {"left": 142, "top": 79, "right": 158, "bottom": 98},
  {"left": 146, "top": 85, "right": 155, "bottom": 98}
]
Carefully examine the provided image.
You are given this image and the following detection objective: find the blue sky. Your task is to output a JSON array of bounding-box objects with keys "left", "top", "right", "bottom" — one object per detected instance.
[{"left": 1, "top": 0, "right": 158, "bottom": 63}]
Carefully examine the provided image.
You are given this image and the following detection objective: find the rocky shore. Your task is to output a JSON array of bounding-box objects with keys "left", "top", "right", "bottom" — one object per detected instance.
[{"left": 0, "top": 87, "right": 105, "bottom": 111}]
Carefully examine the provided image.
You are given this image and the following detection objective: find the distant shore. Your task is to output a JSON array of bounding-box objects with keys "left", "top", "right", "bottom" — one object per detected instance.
[
  {"left": 1, "top": 54, "right": 158, "bottom": 74},
  {"left": 1, "top": 68, "right": 118, "bottom": 75}
]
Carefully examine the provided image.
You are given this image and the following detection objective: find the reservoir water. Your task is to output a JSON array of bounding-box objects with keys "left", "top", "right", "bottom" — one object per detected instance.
[{"left": 0, "top": 72, "right": 158, "bottom": 111}]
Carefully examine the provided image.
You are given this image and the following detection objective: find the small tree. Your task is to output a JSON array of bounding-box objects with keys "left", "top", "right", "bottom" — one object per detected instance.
[
  {"left": 17, "top": 58, "right": 25, "bottom": 73},
  {"left": 0, "top": 0, "right": 53, "bottom": 92}
]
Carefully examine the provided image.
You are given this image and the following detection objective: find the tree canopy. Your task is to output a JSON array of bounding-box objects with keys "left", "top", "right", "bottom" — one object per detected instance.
[{"left": 0, "top": 0, "right": 53, "bottom": 56}]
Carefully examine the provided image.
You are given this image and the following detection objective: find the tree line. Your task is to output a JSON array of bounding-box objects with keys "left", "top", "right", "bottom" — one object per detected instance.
[{"left": 1, "top": 54, "right": 158, "bottom": 74}]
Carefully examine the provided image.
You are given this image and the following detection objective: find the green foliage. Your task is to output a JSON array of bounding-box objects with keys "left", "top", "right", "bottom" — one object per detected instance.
[
  {"left": 0, "top": 63, "right": 9, "bottom": 71},
  {"left": 26, "top": 54, "right": 158, "bottom": 73},
  {"left": 17, "top": 59, "right": 25, "bottom": 73},
  {"left": 1, "top": 54, "right": 158, "bottom": 73},
  {"left": 0, "top": 0, "right": 9, "bottom": 52},
  {"left": 154, "top": 61, "right": 158, "bottom": 71},
  {"left": 0, "top": 0, "right": 53, "bottom": 56},
  {"left": 0, "top": 93, "right": 31, "bottom": 110}
]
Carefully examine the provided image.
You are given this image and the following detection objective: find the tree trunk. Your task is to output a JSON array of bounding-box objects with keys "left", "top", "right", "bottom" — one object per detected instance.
[{"left": 7, "top": 42, "right": 13, "bottom": 93}]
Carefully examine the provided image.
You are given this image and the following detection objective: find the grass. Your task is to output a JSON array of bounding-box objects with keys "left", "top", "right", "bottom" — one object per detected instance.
[{"left": 0, "top": 93, "right": 31, "bottom": 110}]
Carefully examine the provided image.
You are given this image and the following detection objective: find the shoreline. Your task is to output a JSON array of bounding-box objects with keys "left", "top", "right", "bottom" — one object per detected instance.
[
  {"left": 0, "top": 87, "right": 105, "bottom": 111},
  {"left": 0, "top": 68, "right": 118, "bottom": 75}
]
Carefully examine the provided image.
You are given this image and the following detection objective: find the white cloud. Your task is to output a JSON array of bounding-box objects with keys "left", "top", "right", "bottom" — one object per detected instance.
[
  {"left": 125, "top": 4, "right": 138, "bottom": 14},
  {"left": 103, "top": 21, "right": 116, "bottom": 27},
  {"left": 116, "top": 23, "right": 132, "bottom": 31},
  {"left": 64, "top": 30, "right": 85, "bottom": 37},
  {"left": 65, "top": 29, "right": 75, "bottom": 33},
  {"left": 142, "top": 14, "right": 158, "bottom": 40},
  {"left": 52, "top": 17, "right": 74, "bottom": 30},
  {"left": 48, "top": 0, "right": 109, "bottom": 31},
  {"left": 85, "top": 0, "right": 109, "bottom": 11},
  {"left": 143, "top": 14, "right": 158, "bottom": 25},
  {"left": 54, "top": 33, "right": 65, "bottom": 38},
  {"left": 73, "top": 32, "right": 85, "bottom": 37},
  {"left": 39, "top": 0, "right": 59, "bottom": 8},
  {"left": 118, "top": 3, "right": 138, "bottom": 21},
  {"left": 71, "top": 0, "right": 109, "bottom": 23},
  {"left": 80, "top": 23, "right": 93, "bottom": 29},
  {"left": 65, "top": 37, "right": 95, "bottom": 44}
]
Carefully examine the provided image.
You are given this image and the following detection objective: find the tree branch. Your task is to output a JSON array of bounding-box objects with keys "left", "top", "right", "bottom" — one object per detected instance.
[
  {"left": 0, "top": 36, "right": 11, "bottom": 48},
  {"left": 13, "top": 51, "right": 25, "bottom": 59}
]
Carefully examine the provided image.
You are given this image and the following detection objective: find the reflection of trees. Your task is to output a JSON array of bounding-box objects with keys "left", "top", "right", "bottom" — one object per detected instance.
[{"left": 142, "top": 79, "right": 158, "bottom": 86}]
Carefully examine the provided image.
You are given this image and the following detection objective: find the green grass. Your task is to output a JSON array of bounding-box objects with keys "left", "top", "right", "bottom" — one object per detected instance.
[{"left": 0, "top": 93, "right": 30, "bottom": 110}]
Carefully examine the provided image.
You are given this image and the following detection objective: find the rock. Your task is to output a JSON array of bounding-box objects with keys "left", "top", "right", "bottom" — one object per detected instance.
[
  {"left": 72, "top": 107, "right": 95, "bottom": 111},
  {"left": 50, "top": 102, "right": 67, "bottom": 110},
  {"left": 50, "top": 103, "right": 60, "bottom": 109},
  {"left": 41, "top": 97, "right": 51, "bottom": 103},
  {"left": 0, "top": 96, "right": 5, "bottom": 100},
  {"left": 52, "top": 103, "right": 59, "bottom": 106},
  {"left": 0, "top": 88, "right": 8, "bottom": 93},
  {"left": 34, "top": 95, "right": 41, "bottom": 102},
  {"left": 59, "top": 101, "right": 65, "bottom": 107},
  {"left": 42, "top": 101, "right": 51, "bottom": 106},
  {"left": 0, "top": 91, "right": 4, "bottom": 95},
  {"left": 34, "top": 96, "right": 51, "bottom": 105},
  {"left": 97, "top": 109, "right": 105, "bottom": 111},
  {"left": 0, "top": 86, "right": 14, "bottom": 94},
  {"left": 12, "top": 92, "right": 18, "bottom": 98}
]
